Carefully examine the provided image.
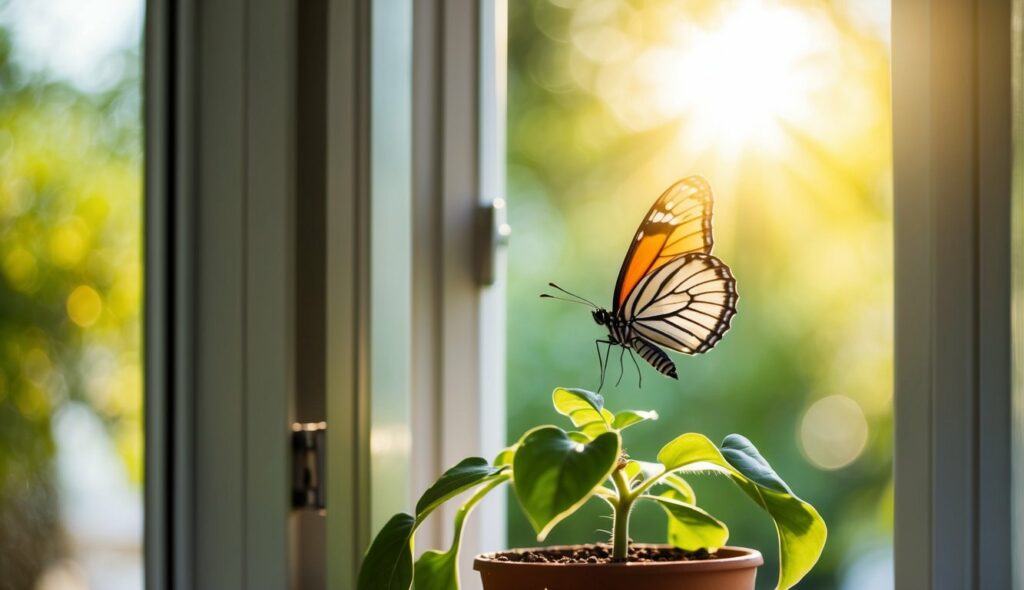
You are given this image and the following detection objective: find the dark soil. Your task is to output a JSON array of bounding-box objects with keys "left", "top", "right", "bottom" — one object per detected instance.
[{"left": 485, "top": 544, "right": 715, "bottom": 564}]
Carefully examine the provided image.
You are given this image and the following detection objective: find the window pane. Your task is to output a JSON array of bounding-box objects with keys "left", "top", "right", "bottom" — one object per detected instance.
[
  {"left": 0, "top": 1, "right": 144, "bottom": 588},
  {"left": 506, "top": 1, "right": 892, "bottom": 589}
]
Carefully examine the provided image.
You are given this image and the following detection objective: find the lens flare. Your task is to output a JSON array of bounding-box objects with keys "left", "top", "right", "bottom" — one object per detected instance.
[
  {"left": 649, "top": 2, "right": 833, "bottom": 154},
  {"left": 799, "top": 395, "right": 869, "bottom": 470}
]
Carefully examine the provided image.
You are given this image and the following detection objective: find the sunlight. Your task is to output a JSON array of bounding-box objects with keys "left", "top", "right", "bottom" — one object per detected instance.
[{"left": 651, "top": 3, "right": 827, "bottom": 154}]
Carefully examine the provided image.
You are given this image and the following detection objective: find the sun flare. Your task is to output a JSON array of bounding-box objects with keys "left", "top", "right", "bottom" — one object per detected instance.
[
  {"left": 653, "top": 3, "right": 828, "bottom": 154},
  {"left": 575, "top": 1, "right": 835, "bottom": 158}
]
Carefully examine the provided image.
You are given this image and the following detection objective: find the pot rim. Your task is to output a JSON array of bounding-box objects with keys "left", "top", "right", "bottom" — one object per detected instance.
[{"left": 474, "top": 544, "right": 764, "bottom": 574}]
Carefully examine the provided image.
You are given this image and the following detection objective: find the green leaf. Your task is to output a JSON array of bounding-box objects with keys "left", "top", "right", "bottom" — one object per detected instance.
[
  {"left": 357, "top": 513, "right": 416, "bottom": 590},
  {"left": 611, "top": 409, "right": 659, "bottom": 430},
  {"left": 552, "top": 387, "right": 614, "bottom": 437},
  {"left": 415, "top": 457, "right": 506, "bottom": 517},
  {"left": 493, "top": 446, "right": 516, "bottom": 467},
  {"left": 512, "top": 426, "right": 621, "bottom": 540},
  {"left": 623, "top": 460, "right": 663, "bottom": 486},
  {"left": 657, "top": 433, "right": 726, "bottom": 470},
  {"left": 648, "top": 491, "right": 729, "bottom": 551},
  {"left": 720, "top": 434, "right": 791, "bottom": 494},
  {"left": 661, "top": 473, "right": 696, "bottom": 504},
  {"left": 360, "top": 458, "right": 508, "bottom": 590},
  {"left": 567, "top": 430, "right": 592, "bottom": 443},
  {"left": 414, "top": 474, "right": 509, "bottom": 590},
  {"left": 658, "top": 433, "right": 827, "bottom": 590},
  {"left": 622, "top": 460, "right": 643, "bottom": 484},
  {"left": 413, "top": 550, "right": 457, "bottom": 590}
]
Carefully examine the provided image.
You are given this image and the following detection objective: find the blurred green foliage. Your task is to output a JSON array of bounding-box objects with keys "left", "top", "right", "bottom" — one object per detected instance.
[
  {"left": 505, "top": 1, "right": 893, "bottom": 588},
  {"left": 0, "top": 19, "right": 141, "bottom": 588}
]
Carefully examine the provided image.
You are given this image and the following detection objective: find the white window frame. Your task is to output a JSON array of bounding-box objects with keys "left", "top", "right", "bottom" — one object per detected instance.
[
  {"left": 325, "top": 0, "right": 507, "bottom": 587},
  {"left": 145, "top": 0, "right": 297, "bottom": 587},
  {"left": 892, "top": 0, "right": 1017, "bottom": 588}
]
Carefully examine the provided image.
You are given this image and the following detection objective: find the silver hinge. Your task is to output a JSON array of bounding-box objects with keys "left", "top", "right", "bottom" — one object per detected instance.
[
  {"left": 291, "top": 422, "right": 326, "bottom": 512},
  {"left": 476, "top": 198, "right": 511, "bottom": 286}
]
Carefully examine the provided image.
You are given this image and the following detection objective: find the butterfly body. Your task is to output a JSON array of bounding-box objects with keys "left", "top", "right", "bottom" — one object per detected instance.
[
  {"left": 545, "top": 176, "right": 738, "bottom": 389},
  {"left": 592, "top": 308, "right": 679, "bottom": 380},
  {"left": 591, "top": 309, "right": 629, "bottom": 344}
]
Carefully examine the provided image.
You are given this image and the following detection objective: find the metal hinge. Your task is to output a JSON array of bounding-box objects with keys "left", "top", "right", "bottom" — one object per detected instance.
[
  {"left": 291, "top": 422, "right": 326, "bottom": 512},
  {"left": 476, "top": 198, "right": 511, "bottom": 286}
]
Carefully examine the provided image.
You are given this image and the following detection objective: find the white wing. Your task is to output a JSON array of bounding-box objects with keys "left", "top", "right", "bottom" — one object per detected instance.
[{"left": 622, "top": 253, "right": 737, "bottom": 354}]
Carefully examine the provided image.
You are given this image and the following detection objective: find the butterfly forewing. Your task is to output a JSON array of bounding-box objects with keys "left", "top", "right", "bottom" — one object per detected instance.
[
  {"left": 613, "top": 176, "right": 714, "bottom": 310},
  {"left": 624, "top": 253, "right": 737, "bottom": 355}
]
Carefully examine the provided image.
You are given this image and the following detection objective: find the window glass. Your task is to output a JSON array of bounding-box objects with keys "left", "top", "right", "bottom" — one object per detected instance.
[
  {"left": 506, "top": 1, "right": 892, "bottom": 588},
  {"left": 0, "top": 1, "right": 144, "bottom": 588}
]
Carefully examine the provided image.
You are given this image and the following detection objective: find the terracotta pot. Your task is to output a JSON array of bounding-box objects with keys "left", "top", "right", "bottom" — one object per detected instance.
[{"left": 474, "top": 544, "right": 763, "bottom": 590}]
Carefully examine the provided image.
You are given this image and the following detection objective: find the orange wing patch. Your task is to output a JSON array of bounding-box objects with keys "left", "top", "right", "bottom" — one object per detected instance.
[{"left": 613, "top": 176, "right": 715, "bottom": 309}]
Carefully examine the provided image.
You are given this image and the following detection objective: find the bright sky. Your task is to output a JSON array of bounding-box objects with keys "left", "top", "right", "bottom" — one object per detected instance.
[{"left": 0, "top": 0, "right": 143, "bottom": 92}]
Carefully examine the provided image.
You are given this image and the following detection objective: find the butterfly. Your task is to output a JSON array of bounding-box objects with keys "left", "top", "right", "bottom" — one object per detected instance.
[{"left": 542, "top": 176, "right": 738, "bottom": 389}]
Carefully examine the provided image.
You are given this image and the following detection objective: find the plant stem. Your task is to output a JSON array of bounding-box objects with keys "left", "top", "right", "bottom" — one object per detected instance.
[
  {"left": 449, "top": 474, "right": 510, "bottom": 548},
  {"left": 610, "top": 468, "right": 634, "bottom": 561}
]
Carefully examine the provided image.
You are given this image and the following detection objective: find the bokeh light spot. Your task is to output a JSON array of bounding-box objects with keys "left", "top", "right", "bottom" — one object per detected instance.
[
  {"left": 22, "top": 348, "right": 53, "bottom": 386},
  {"left": 66, "top": 285, "right": 103, "bottom": 327},
  {"left": 799, "top": 395, "right": 869, "bottom": 470},
  {"left": 3, "top": 246, "right": 39, "bottom": 291},
  {"left": 14, "top": 383, "right": 50, "bottom": 419},
  {"left": 49, "top": 219, "right": 89, "bottom": 268}
]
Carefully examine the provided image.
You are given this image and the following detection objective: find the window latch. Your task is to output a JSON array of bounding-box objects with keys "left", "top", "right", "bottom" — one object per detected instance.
[
  {"left": 476, "top": 198, "right": 511, "bottom": 286},
  {"left": 291, "top": 422, "right": 327, "bottom": 512}
]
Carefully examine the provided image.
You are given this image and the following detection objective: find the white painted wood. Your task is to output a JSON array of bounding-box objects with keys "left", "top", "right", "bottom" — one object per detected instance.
[
  {"left": 476, "top": 0, "right": 510, "bottom": 561},
  {"left": 409, "top": 1, "right": 508, "bottom": 586},
  {"left": 1011, "top": 2, "right": 1024, "bottom": 587},
  {"left": 325, "top": 0, "right": 371, "bottom": 588},
  {"left": 893, "top": 0, "right": 1015, "bottom": 587},
  {"left": 147, "top": 0, "right": 298, "bottom": 586}
]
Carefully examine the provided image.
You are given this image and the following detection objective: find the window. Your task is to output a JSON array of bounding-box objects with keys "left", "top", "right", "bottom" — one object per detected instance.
[
  {"left": 134, "top": 0, "right": 1020, "bottom": 587},
  {"left": 0, "top": 1, "right": 145, "bottom": 588},
  {"left": 505, "top": 2, "right": 893, "bottom": 589}
]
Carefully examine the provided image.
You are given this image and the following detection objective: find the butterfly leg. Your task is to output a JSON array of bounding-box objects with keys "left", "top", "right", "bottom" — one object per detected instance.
[
  {"left": 615, "top": 345, "right": 627, "bottom": 387},
  {"left": 627, "top": 348, "right": 642, "bottom": 389},
  {"left": 595, "top": 339, "right": 613, "bottom": 392}
]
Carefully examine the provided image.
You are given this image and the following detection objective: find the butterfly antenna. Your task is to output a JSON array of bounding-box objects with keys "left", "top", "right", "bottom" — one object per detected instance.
[
  {"left": 545, "top": 282, "right": 600, "bottom": 308},
  {"left": 539, "top": 293, "right": 597, "bottom": 307}
]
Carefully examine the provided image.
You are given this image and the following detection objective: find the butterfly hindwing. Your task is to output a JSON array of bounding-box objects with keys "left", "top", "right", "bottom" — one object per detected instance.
[
  {"left": 613, "top": 176, "right": 714, "bottom": 310},
  {"left": 624, "top": 252, "right": 737, "bottom": 355}
]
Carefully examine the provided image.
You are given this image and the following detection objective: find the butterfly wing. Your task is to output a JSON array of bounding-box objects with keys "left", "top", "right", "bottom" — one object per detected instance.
[
  {"left": 623, "top": 252, "right": 737, "bottom": 355},
  {"left": 612, "top": 176, "right": 715, "bottom": 311}
]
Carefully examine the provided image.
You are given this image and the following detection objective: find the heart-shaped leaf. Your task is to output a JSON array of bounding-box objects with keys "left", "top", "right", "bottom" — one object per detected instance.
[
  {"left": 415, "top": 457, "right": 506, "bottom": 517},
  {"left": 658, "top": 433, "right": 827, "bottom": 590},
  {"left": 720, "top": 434, "right": 791, "bottom": 493},
  {"left": 357, "top": 513, "right": 416, "bottom": 590},
  {"left": 612, "top": 409, "right": 659, "bottom": 430},
  {"left": 649, "top": 491, "right": 729, "bottom": 551},
  {"left": 567, "top": 431, "right": 592, "bottom": 443},
  {"left": 622, "top": 460, "right": 664, "bottom": 486},
  {"left": 660, "top": 473, "right": 696, "bottom": 504},
  {"left": 552, "top": 388, "right": 614, "bottom": 437},
  {"left": 657, "top": 433, "right": 726, "bottom": 470},
  {"left": 413, "top": 550, "right": 457, "bottom": 590},
  {"left": 513, "top": 425, "right": 621, "bottom": 540},
  {"left": 359, "top": 458, "right": 507, "bottom": 590},
  {"left": 413, "top": 473, "right": 508, "bottom": 590},
  {"left": 493, "top": 446, "right": 516, "bottom": 467}
]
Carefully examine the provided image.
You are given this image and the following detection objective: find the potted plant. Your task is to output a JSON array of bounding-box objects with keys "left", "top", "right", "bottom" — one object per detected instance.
[{"left": 357, "top": 387, "right": 826, "bottom": 590}]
